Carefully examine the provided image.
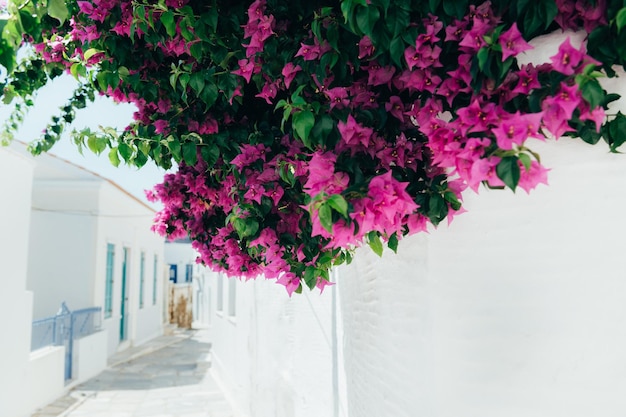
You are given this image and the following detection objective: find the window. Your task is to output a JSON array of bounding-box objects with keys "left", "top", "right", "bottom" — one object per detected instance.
[
  {"left": 104, "top": 244, "right": 115, "bottom": 318},
  {"left": 139, "top": 252, "right": 145, "bottom": 309},
  {"left": 169, "top": 264, "right": 178, "bottom": 283},
  {"left": 152, "top": 255, "right": 158, "bottom": 305},
  {"left": 228, "top": 277, "right": 236, "bottom": 317},
  {"left": 216, "top": 272, "right": 224, "bottom": 312},
  {"left": 185, "top": 264, "right": 193, "bottom": 283}
]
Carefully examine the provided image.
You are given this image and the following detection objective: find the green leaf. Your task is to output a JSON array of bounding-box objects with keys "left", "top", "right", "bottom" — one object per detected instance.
[
  {"left": 87, "top": 135, "right": 108, "bottom": 155},
  {"left": 292, "top": 110, "right": 315, "bottom": 147},
  {"left": 199, "top": 83, "right": 218, "bottom": 108},
  {"left": 476, "top": 47, "right": 490, "bottom": 72},
  {"left": 168, "top": 138, "right": 182, "bottom": 161},
  {"left": 387, "top": 233, "right": 398, "bottom": 254},
  {"left": 442, "top": 0, "right": 468, "bottom": 19},
  {"left": 443, "top": 191, "right": 462, "bottom": 211},
  {"left": 355, "top": 5, "right": 380, "bottom": 35},
  {"left": 318, "top": 203, "right": 333, "bottom": 233},
  {"left": 118, "top": 142, "right": 133, "bottom": 162},
  {"left": 617, "top": 8, "right": 626, "bottom": 33},
  {"left": 580, "top": 78, "right": 605, "bottom": 109},
  {"left": 232, "top": 217, "right": 259, "bottom": 238},
  {"left": 108, "top": 147, "right": 121, "bottom": 167},
  {"left": 327, "top": 194, "right": 348, "bottom": 217},
  {"left": 518, "top": 153, "right": 532, "bottom": 171},
  {"left": 182, "top": 142, "right": 197, "bottom": 166},
  {"left": 389, "top": 36, "right": 405, "bottom": 67},
  {"left": 47, "top": 0, "right": 69, "bottom": 25},
  {"left": 427, "top": 193, "right": 447, "bottom": 225},
  {"left": 496, "top": 156, "right": 521, "bottom": 191},
  {"left": 608, "top": 112, "right": 626, "bottom": 152},
  {"left": 160, "top": 11, "right": 176, "bottom": 37},
  {"left": 189, "top": 73, "right": 205, "bottom": 95},
  {"left": 304, "top": 267, "right": 317, "bottom": 290},
  {"left": 83, "top": 48, "right": 101, "bottom": 61},
  {"left": 310, "top": 114, "right": 334, "bottom": 145},
  {"left": 200, "top": 143, "right": 220, "bottom": 167},
  {"left": 367, "top": 231, "right": 383, "bottom": 257}
]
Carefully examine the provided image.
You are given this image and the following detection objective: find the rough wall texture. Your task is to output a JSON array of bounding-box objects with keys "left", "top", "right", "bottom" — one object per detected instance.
[
  {"left": 339, "top": 116, "right": 626, "bottom": 417},
  {"left": 338, "top": 237, "right": 434, "bottom": 417},
  {"left": 338, "top": 31, "right": 626, "bottom": 417},
  {"left": 210, "top": 276, "right": 337, "bottom": 417}
]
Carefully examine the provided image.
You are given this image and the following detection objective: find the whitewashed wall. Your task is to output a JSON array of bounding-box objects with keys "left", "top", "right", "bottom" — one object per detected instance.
[
  {"left": 338, "top": 31, "right": 626, "bottom": 417},
  {"left": 96, "top": 182, "right": 165, "bottom": 354},
  {"left": 209, "top": 273, "right": 340, "bottom": 417},
  {"left": 28, "top": 181, "right": 99, "bottom": 318},
  {"left": 74, "top": 330, "right": 108, "bottom": 382},
  {"left": 27, "top": 347, "right": 65, "bottom": 413},
  {"left": 0, "top": 148, "right": 36, "bottom": 417}
]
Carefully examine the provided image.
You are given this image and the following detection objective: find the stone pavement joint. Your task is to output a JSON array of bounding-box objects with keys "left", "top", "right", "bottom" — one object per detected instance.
[{"left": 30, "top": 328, "right": 234, "bottom": 417}]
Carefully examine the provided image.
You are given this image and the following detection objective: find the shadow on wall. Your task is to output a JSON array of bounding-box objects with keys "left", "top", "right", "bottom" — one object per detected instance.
[{"left": 79, "top": 337, "right": 211, "bottom": 390}]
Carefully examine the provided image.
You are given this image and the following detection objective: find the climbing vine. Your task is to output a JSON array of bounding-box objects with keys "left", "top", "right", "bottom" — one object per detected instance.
[{"left": 2, "top": 0, "right": 626, "bottom": 294}]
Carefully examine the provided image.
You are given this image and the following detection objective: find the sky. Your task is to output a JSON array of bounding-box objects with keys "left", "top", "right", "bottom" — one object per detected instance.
[{"left": 0, "top": 74, "right": 169, "bottom": 209}]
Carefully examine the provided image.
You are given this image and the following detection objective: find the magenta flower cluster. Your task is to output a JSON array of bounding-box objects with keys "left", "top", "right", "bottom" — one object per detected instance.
[{"left": 29, "top": 0, "right": 615, "bottom": 295}]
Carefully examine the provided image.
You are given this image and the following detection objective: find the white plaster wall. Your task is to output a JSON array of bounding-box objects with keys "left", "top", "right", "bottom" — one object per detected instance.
[
  {"left": 338, "top": 30, "right": 626, "bottom": 417},
  {"left": 192, "top": 265, "right": 211, "bottom": 326},
  {"left": 428, "top": 139, "right": 626, "bottom": 416},
  {"left": 96, "top": 182, "right": 164, "bottom": 355},
  {"left": 27, "top": 182, "right": 99, "bottom": 318},
  {"left": 26, "top": 346, "right": 65, "bottom": 412},
  {"left": 210, "top": 273, "right": 336, "bottom": 417},
  {"left": 74, "top": 330, "right": 108, "bottom": 382},
  {"left": 338, "top": 237, "right": 434, "bottom": 417},
  {"left": 0, "top": 148, "right": 36, "bottom": 417}
]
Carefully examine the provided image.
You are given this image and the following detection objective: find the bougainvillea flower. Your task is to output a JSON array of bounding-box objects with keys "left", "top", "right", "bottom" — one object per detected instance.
[
  {"left": 385, "top": 96, "right": 405, "bottom": 121},
  {"left": 517, "top": 161, "right": 549, "bottom": 193},
  {"left": 498, "top": 23, "right": 533, "bottom": 61},
  {"left": 325, "top": 87, "right": 350, "bottom": 109},
  {"left": 255, "top": 80, "right": 279, "bottom": 104},
  {"left": 492, "top": 111, "right": 543, "bottom": 150},
  {"left": 232, "top": 59, "right": 255, "bottom": 83},
  {"left": 337, "top": 114, "right": 375, "bottom": 148},
  {"left": 364, "top": 63, "right": 396, "bottom": 86},
  {"left": 550, "top": 38, "right": 585, "bottom": 75},
  {"left": 469, "top": 156, "right": 504, "bottom": 191},
  {"left": 281, "top": 62, "right": 301, "bottom": 89},
  {"left": 295, "top": 42, "right": 321, "bottom": 60},
  {"left": 358, "top": 36, "right": 375, "bottom": 59}
]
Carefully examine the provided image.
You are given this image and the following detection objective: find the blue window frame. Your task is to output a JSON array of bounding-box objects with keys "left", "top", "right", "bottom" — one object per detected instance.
[
  {"left": 185, "top": 264, "right": 193, "bottom": 283},
  {"left": 139, "top": 252, "right": 145, "bottom": 309},
  {"left": 152, "top": 255, "right": 158, "bottom": 305},
  {"left": 169, "top": 264, "right": 177, "bottom": 283},
  {"left": 105, "top": 244, "right": 115, "bottom": 318}
]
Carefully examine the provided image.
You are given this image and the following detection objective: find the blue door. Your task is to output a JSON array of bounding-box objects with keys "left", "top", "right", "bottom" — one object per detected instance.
[{"left": 120, "top": 247, "right": 130, "bottom": 341}]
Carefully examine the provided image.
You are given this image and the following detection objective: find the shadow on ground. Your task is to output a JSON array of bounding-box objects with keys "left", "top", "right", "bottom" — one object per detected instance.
[{"left": 79, "top": 337, "right": 212, "bottom": 391}]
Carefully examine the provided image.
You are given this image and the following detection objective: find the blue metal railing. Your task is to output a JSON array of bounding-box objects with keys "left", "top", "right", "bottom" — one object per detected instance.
[
  {"left": 31, "top": 316, "right": 60, "bottom": 351},
  {"left": 30, "top": 303, "right": 103, "bottom": 381},
  {"left": 31, "top": 305, "right": 103, "bottom": 351},
  {"left": 71, "top": 307, "right": 102, "bottom": 340}
]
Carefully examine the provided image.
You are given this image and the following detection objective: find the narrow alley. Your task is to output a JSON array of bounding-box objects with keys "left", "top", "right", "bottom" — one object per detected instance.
[{"left": 31, "top": 329, "right": 234, "bottom": 417}]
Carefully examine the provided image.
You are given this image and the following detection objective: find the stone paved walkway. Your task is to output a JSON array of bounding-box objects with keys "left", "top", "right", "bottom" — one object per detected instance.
[{"left": 31, "top": 329, "right": 234, "bottom": 417}]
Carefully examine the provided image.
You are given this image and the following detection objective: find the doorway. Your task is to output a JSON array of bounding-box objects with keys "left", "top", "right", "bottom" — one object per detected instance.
[{"left": 120, "top": 247, "right": 130, "bottom": 341}]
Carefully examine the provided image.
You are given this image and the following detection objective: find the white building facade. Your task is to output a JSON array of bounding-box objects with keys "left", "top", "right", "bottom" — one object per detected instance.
[
  {"left": 0, "top": 147, "right": 37, "bottom": 417},
  {"left": 0, "top": 144, "right": 167, "bottom": 417},
  {"left": 202, "top": 30, "right": 626, "bottom": 417},
  {"left": 24, "top": 147, "right": 166, "bottom": 356}
]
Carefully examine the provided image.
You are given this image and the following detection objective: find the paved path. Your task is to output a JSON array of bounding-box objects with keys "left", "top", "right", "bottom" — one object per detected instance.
[{"left": 31, "top": 329, "right": 234, "bottom": 417}]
